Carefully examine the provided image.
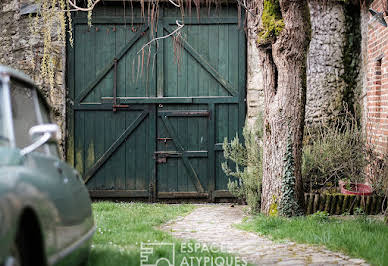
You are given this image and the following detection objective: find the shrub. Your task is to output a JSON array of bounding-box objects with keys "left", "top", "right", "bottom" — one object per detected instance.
[
  {"left": 302, "top": 109, "right": 388, "bottom": 200},
  {"left": 222, "top": 115, "right": 263, "bottom": 213},
  {"left": 302, "top": 112, "right": 366, "bottom": 193},
  {"left": 365, "top": 147, "right": 388, "bottom": 197}
]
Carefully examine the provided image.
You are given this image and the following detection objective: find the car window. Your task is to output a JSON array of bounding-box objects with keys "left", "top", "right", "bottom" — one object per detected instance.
[
  {"left": 10, "top": 79, "right": 40, "bottom": 150},
  {"left": 37, "top": 94, "right": 59, "bottom": 157}
]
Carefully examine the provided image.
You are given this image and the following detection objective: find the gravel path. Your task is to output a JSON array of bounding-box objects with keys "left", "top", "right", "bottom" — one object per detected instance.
[{"left": 160, "top": 205, "right": 369, "bottom": 265}]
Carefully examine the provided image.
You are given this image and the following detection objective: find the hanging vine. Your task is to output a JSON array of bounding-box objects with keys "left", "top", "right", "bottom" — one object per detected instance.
[{"left": 29, "top": 0, "right": 237, "bottom": 89}]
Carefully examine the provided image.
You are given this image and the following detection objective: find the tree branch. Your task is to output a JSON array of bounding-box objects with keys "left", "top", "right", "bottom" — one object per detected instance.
[
  {"left": 137, "top": 20, "right": 184, "bottom": 54},
  {"left": 168, "top": 0, "right": 181, "bottom": 8},
  {"left": 67, "top": 0, "right": 101, "bottom": 12},
  {"left": 236, "top": 0, "right": 256, "bottom": 17}
]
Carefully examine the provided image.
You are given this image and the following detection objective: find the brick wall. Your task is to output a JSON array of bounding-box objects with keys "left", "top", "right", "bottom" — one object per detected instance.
[{"left": 367, "top": 0, "right": 388, "bottom": 154}]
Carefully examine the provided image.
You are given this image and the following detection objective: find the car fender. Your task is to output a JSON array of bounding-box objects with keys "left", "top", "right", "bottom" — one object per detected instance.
[{"left": 0, "top": 167, "right": 59, "bottom": 261}]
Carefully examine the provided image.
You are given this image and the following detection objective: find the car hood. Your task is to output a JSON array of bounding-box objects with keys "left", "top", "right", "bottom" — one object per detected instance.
[{"left": 0, "top": 147, "right": 23, "bottom": 166}]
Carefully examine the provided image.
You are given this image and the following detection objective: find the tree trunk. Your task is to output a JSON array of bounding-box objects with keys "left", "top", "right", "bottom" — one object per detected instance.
[{"left": 257, "top": 0, "right": 310, "bottom": 215}]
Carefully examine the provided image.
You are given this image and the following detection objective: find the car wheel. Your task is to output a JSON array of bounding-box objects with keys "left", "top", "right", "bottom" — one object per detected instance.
[
  {"left": 14, "top": 210, "right": 46, "bottom": 266},
  {"left": 4, "top": 243, "right": 22, "bottom": 266}
]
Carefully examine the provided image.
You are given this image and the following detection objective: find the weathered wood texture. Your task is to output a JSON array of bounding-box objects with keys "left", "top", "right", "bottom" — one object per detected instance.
[
  {"left": 67, "top": 4, "right": 246, "bottom": 199},
  {"left": 304, "top": 193, "right": 387, "bottom": 215}
]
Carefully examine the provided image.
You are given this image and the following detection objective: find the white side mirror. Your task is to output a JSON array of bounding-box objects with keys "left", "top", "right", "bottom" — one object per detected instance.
[{"left": 21, "top": 124, "right": 60, "bottom": 155}]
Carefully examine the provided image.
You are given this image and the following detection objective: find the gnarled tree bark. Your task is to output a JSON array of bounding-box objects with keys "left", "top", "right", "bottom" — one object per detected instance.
[{"left": 257, "top": 0, "right": 310, "bottom": 215}]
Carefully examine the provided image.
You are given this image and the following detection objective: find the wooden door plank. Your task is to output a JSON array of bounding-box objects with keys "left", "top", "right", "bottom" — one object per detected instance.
[
  {"left": 208, "top": 25, "right": 219, "bottom": 96},
  {"left": 157, "top": 114, "right": 169, "bottom": 193},
  {"left": 208, "top": 103, "right": 216, "bottom": 200},
  {"left": 84, "top": 111, "right": 148, "bottom": 184},
  {"left": 187, "top": 25, "right": 201, "bottom": 192},
  {"left": 228, "top": 23, "right": 239, "bottom": 141},
  {"left": 66, "top": 21, "right": 76, "bottom": 166},
  {"left": 115, "top": 25, "right": 128, "bottom": 190},
  {"left": 84, "top": 26, "right": 97, "bottom": 187},
  {"left": 75, "top": 24, "right": 149, "bottom": 103},
  {"left": 74, "top": 25, "right": 87, "bottom": 179},
  {"left": 163, "top": 24, "right": 237, "bottom": 97},
  {"left": 238, "top": 24, "right": 246, "bottom": 134},
  {"left": 218, "top": 23, "right": 228, "bottom": 96},
  {"left": 148, "top": 105, "right": 157, "bottom": 200},
  {"left": 135, "top": 112, "right": 147, "bottom": 190},
  {"left": 187, "top": 25, "right": 199, "bottom": 97},
  {"left": 157, "top": 7, "right": 164, "bottom": 97},
  {"left": 177, "top": 26, "right": 189, "bottom": 191},
  {"left": 125, "top": 112, "right": 137, "bottom": 190},
  {"left": 198, "top": 24, "right": 208, "bottom": 97},
  {"left": 161, "top": 116, "right": 205, "bottom": 193}
]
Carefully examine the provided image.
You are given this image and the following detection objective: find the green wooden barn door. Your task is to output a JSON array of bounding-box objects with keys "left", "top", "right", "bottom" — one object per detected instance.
[
  {"left": 153, "top": 6, "right": 246, "bottom": 199},
  {"left": 67, "top": 6, "right": 157, "bottom": 198},
  {"left": 67, "top": 4, "right": 246, "bottom": 199}
]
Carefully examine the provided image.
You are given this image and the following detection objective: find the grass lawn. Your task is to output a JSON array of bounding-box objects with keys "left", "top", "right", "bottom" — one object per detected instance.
[
  {"left": 88, "top": 202, "right": 247, "bottom": 266},
  {"left": 237, "top": 213, "right": 388, "bottom": 266}
]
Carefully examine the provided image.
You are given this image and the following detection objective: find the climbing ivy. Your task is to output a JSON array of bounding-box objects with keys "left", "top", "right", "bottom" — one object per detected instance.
[{"left": 279, "top": 135, "right": 303, "bottom": 217}]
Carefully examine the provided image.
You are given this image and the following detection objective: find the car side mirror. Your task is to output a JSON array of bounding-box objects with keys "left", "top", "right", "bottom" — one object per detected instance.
[{"left": 21, "top": 124, "right": 60, "bottom": 156}]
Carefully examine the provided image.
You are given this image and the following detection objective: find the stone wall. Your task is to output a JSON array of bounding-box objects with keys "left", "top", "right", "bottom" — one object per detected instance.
[
  {"left": 246, "top": 0, "right": 363, "bottom": 128},
  {"left": 246, "top": 12, "right": 263, "bottom": 130},
  {"left": 306, "top": 0, "right": 362, "bottom": 125},
  {"left": 306, "top": 0, "right": 347, "bottom": 125},
  {"left": 0, "top": 0, "right": 66, "bottom": 158}
]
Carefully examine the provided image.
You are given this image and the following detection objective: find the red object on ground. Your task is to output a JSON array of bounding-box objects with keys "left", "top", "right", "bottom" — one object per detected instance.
[{"left": 339, "top": 180, "right": 373, "bottom": 195}]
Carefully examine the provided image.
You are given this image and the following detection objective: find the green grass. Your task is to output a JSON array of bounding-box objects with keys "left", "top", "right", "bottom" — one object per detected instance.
[
  {"left": 88, "top": 202, "right": 247, "bottom": 266},
  {"left": 237, "top": 213, "right": 388, "bottom": 266}
]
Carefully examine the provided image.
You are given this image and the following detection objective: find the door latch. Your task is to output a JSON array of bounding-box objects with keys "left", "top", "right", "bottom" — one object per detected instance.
[
  {"left": 153, "top": 152, "right": 168, "bottom": 164},
  {"left": 157, "top": 157, "right": 167, "bottom": 163}
]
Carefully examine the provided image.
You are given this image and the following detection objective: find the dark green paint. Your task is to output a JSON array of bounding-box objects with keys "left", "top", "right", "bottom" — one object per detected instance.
[
  {"left": 67, "top": 5, "right": 246, "bottom": 199},
  {"left": 0, "top": 68, "right": 94, "bottom": 265}
]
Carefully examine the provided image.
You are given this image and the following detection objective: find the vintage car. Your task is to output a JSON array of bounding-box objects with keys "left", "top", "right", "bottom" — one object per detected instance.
[{"left": 0, "top": 65, "right": 95, "bottom": 266}]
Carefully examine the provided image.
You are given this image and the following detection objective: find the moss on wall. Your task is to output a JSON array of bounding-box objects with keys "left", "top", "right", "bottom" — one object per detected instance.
[{"left": 257, "top": 0, "right": 284, "bottom": 45}]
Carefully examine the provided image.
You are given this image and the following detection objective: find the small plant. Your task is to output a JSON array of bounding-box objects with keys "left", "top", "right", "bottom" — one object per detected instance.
[
  {"left": 342, "top": 178, "right": 352, "bottom": 191},
  {"left": 342, "top": 211, "right": 351, "bottom": 216},
  {"left": 309, "top": 211, "right": 329, "bottom": 222},
  {"left": 222, "top": 114, "right": 263, "bottom": 213},
  {"left": 354, "top": 207, "right": 365, "bottom": 216}
]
